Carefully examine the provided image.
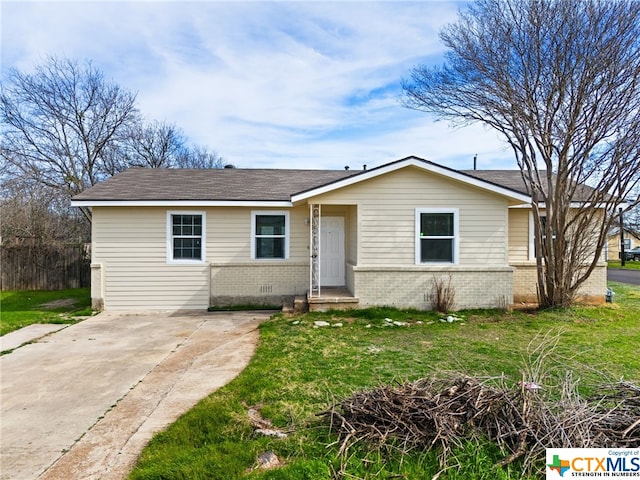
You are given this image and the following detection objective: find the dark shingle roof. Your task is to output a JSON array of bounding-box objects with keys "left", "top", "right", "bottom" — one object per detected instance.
[
  {"left": 73, "top": 168, "right": 361, "bottom": 202},
  {"left": 461, "top": 169, "right": 596, "bottom": 201},
  {"left": 460, "top": 170, "right": 531, "bottom": 195},
  {"left": 72, "top": 158, "right": 597, "bottom": 204}
]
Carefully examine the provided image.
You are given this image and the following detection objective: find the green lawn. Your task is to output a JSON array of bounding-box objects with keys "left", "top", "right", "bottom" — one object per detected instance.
[
  {"left": 0, "top": 288, "right": 92, "bottom": 336},
  {"left": 608, "top": 260, "right": 640, "bottom": 270},
  {"left": 129, "top": 282, "right": 640, "bottom": 480}
]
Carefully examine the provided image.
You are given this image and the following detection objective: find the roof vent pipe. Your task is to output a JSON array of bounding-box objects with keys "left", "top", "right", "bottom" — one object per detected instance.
[
  {"left": 344, "top": 166, "right": 350, "bottom": 170},
  {"left": 473, "top": 154, "right": 477, "bottom": 170},
  {"left": 363, "top": 164, "right": 367, "bottom": 170}
]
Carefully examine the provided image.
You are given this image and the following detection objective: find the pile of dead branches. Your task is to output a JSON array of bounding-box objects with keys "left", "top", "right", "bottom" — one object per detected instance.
[
  {"left": 590, "top": 381, "right": 640, "bottom": 447},
  {"left": 319, "top": 375, "right": 640, "bottom": 476}
]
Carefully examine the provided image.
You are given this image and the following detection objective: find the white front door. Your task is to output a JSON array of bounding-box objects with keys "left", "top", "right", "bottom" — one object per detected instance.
[{"left": 320, "top": 216, "right": 345, "bottom": 286}]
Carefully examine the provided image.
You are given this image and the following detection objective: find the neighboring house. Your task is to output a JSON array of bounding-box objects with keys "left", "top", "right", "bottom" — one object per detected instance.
[
  {"left": 606, "top": 227, "right": 640, "bottom": 260},
  {"left": 71, "top": 156, "right": 607, "bottom": 311}
]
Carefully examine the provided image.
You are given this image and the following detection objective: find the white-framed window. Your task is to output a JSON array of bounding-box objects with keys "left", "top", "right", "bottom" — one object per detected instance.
[
  {"left": 528, "top": 211, "right": 555, "bottom": 259},
  {"left": 251, "top": 211, "right": 289, "bottom": 260},
  {"left": 167, "top": 211, "right": 206, "bottom": 263},
  {"left": 415, "top": 208, "right": 459, "bottom": 264}
]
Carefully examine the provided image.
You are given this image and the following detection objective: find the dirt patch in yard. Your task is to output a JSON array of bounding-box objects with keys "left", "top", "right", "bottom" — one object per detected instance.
[{"left": 38, "top": 298, "right": 77, "bottom": 309}]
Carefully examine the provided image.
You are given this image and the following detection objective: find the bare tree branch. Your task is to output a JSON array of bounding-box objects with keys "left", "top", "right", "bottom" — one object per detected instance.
[
  {"left": 1, "top": 56, "right": 140, "bottom": 222},
  {"left": 402, "top": 0, "right": 640, "bottom": 307},
  {"left": 123, "top": 120, "right": 189, "bottom": 169},
  {"left": 177, "top": 145, "right": 225, "bottom": 169},
  {"left": 1, "top": 56, "right": 226, "bottom": 245}
]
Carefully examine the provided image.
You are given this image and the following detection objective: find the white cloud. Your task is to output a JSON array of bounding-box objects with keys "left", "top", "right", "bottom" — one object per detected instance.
[{"left": 1, "top": 1, "right": 517, "bottom": 170}]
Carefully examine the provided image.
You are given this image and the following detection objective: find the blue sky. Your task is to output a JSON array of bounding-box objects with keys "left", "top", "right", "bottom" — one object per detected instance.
[{"left": 1, "top": 1, "right": 516, "bottom": 170}]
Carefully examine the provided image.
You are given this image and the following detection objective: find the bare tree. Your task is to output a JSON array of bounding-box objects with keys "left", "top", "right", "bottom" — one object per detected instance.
[
  {"left": 624, "top": 206, "right": 640, "bottom": 238},
  {"left": 0, "top": 175, "right": 89, "bottom": 246},
  {"left": 100, "top": 124, "right": 225, "bottom": 173},
  {"left": 123, "top": 120, "right": 189, "bottom": 169},
  {"left": 0, "top": 56, "right": 139, "bottom": 221},
  {"left": 403, "top": 0, "right": 640, "bottom": 307},
  {"left": 104, "top": 122, "right": 224, "bottom": 170},
  {"left": 177, "top": 145, "right": 225, "bottom": 169},
  {"left": 1, "top": 56, "right": 225, "bottom": 248}
]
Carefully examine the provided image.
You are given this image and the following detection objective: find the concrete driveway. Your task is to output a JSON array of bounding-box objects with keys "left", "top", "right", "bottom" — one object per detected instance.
[{"left": 0, "top": 310, "right": 272, "bottom": 480}]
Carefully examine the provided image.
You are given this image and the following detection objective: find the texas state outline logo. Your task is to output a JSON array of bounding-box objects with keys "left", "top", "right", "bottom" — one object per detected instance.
[{"left": 547, "top": 454, "right": 571, "bottom": 477}]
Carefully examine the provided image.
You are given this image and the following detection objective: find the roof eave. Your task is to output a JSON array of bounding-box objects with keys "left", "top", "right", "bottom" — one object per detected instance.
[
  {"left": 291, "top": 156, "right": 532, "bottom": 204},
  {"left": 509, "top": 202, "right": 609, "bottom": 209},
  {"left": 70, "top": 199, "right": 294, "bottom": 208}
]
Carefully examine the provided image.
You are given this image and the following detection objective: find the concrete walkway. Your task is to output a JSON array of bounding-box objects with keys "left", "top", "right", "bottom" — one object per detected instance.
[
  {"left": 0, "top": 324, "right": 68, "bottom": 352},
  {"left": 0, "top": 310, "right": 272, "bottom": 480}
]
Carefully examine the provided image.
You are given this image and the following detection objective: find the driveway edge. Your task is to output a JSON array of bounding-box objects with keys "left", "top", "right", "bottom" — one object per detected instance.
[{"left": 37, "top": 313, "right": 268, "bottom": 480}]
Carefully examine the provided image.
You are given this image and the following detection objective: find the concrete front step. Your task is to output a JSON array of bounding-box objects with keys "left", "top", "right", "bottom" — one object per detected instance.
[
  {"left": 307, "top": 288, "right": 359, "bottom": 312},
  {"left": 283, "top": 289, "right": 360, "bottom": 313}
]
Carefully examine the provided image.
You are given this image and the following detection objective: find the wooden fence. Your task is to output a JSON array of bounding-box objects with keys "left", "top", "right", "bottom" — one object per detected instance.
[{"left": 1, "top": 244, "right": 91, "bottom": 291}]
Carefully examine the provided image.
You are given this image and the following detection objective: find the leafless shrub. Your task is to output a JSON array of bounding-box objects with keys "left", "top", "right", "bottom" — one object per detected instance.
[
  {"left": 429, "top": 275, "right": 455, "bottom": 313},
  {"left": 495, "top": 294, "right": 510, "bottom": 311}
]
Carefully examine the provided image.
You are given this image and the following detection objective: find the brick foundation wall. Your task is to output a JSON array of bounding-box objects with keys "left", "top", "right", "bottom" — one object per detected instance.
[
  {"left": 352, "top": 266, "right": 514, "bottom": 310},
  {"left": 511, "top": 262, "right": 607, "bottom": 304},
  {"left": 206, "top": 261, "right": 607, "bottom": 309},
  {"left": 209, "top": 262, "right": 308, "bottom": 306}
]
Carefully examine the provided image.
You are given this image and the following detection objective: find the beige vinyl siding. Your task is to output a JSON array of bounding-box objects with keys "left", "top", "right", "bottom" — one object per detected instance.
[
  {"left": 607, "top": 235, "right": 624, "bottom": 260},
  {"left": 308, "top": 167, "right": 510, "bottom": 266},
  {"left": 508, "top": 209, "right": 531, "bottom": 262},
  {"left": 206, "top": 208, "right": 250, "bottom": 260},
  {"left": 93, "top": 207, "right": 209, "bottom": 310},
  {"left": 572, "top": 209, "right": 606, "bottom": 263},
  {"left": 92, "top": 205, "right": 311, "bottom": 310},
  {"left": 606, "top": 229, "right": 640, "bottom": 260},
  {"left": 289, "top": 206, "right": 311, "bottom": 260},
  {"left": 346, "top": 205, "right": 357, "bottom": 264},
  {"left": 204, "top": 205, "right": 310, "bottom": 304}
]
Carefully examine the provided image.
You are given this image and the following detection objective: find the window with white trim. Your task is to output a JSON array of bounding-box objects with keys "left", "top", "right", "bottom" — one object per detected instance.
[
  {"left": 167, "top": 212, "right": 205, "bottom": 262},
  {"left": 529, "top": 212, "right": 555, "bottom": 259},
  {"left": 251, "top": 211, "right": 289, "bottom": 259},
  {"left": 416, "top": 209, "right": 458, "bottom": 264}
]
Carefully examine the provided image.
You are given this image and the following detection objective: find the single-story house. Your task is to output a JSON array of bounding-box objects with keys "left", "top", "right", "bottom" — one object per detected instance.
[
  {"left": 605, "top": 227, "right": 640, "bottom": 260},
  {"left": 71, "top": 156, "right": 607, "bottom": 311}
]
